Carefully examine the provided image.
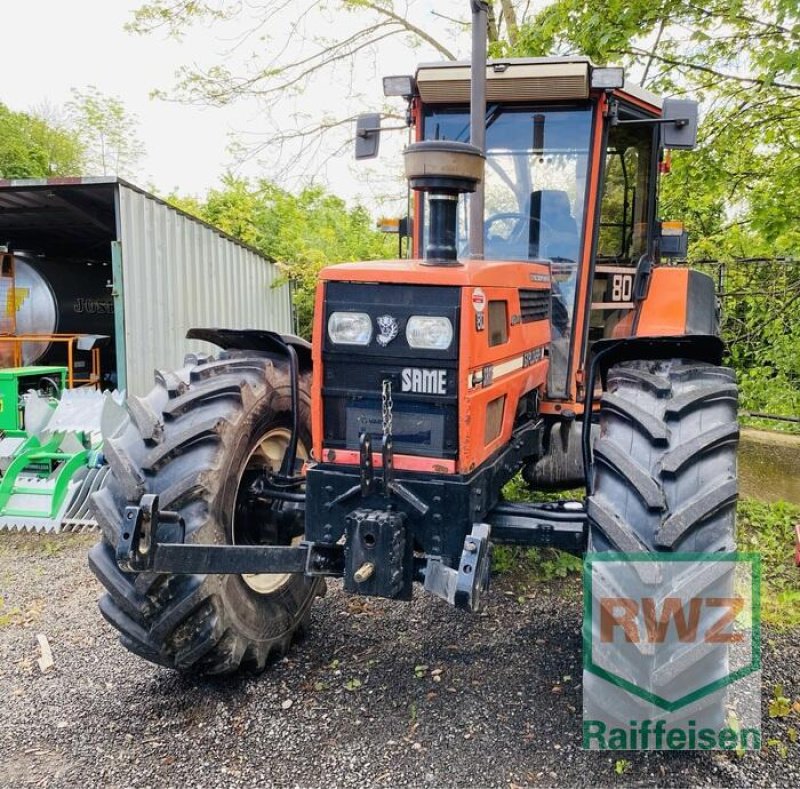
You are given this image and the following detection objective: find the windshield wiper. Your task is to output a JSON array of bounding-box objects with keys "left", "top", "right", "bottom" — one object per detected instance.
[{"left": 447, "top": 103, "right": 503, "bottom": 143}]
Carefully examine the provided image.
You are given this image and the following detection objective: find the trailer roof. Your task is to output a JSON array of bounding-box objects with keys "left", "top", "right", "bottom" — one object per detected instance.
[{"left": 0, "top": 177, "right": 273, "bottom": 260}]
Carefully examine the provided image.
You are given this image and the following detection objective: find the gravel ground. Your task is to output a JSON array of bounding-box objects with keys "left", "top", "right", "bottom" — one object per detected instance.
[{"left": 0, "top": 533, "right": 798, "bottom": 789}]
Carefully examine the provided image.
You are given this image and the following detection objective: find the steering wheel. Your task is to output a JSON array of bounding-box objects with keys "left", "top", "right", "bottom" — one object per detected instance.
[
  {"left": 484, "top": 212, "right": 528, "bottom": 245},
  {"left": 484, "top": 212, "right": 556, "bottom": 259}
]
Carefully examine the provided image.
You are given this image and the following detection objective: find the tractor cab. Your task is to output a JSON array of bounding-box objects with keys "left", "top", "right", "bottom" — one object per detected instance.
[{"left": 370, "top": 57, "right": 698, "bottom": 407}]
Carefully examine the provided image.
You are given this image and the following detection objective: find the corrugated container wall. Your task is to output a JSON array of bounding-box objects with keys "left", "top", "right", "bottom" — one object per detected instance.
[{"left": 117, "top": 185, "right": 292, "bottom": 396}]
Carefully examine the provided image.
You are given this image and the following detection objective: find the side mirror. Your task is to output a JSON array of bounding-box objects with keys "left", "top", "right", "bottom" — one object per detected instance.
[
  {"left": 355, "top": 113, "right": 381, "bottom": 160},
  {"left": 662, "top": 99, "right": 698, "bottom": 150}
]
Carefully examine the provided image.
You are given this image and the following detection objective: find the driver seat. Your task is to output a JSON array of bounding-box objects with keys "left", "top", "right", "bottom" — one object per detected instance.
[{"left": 528, "top": 189, "right": 579, "bottom": 260}]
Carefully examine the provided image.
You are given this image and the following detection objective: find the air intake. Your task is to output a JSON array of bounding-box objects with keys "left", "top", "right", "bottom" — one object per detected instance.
[{"left": 403, "top": 141, "right": 484, "bottom": 265}]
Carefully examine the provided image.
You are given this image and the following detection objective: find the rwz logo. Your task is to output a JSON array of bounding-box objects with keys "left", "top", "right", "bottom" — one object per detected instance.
[{"left": 600, "top": 596, "right": 744, "bottom": 644}]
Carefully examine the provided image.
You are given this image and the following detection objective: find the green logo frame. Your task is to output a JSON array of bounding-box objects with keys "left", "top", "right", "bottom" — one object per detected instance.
[{"left": 583, "top": 552, "right": 761, "bottom": 712}]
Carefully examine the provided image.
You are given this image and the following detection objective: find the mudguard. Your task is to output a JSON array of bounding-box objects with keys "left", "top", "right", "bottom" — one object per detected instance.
[{"left": 186, "top": 327, "right": 313, "bottom": 373}]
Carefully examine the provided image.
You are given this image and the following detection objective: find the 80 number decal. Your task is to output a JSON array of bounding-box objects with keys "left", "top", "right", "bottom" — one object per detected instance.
[{"left": 609, "top": 273, "right": 634, "bottom": 303}]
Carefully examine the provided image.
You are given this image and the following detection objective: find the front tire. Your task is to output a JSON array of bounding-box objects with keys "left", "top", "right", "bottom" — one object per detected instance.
[
  {"left": 583, "top": 359, "right": 739, "bottom": 731},
  {"left": 89, "top": 353, "right": 321, "bottom": 675}
]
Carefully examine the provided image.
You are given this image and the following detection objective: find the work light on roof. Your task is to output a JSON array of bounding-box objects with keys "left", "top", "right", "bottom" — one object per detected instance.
[
  {"left": 591, "top": 67, "right": 625, "bottom": 90},
  {"left": 383, "top": 75, "right": 416, "bottom": 98}
]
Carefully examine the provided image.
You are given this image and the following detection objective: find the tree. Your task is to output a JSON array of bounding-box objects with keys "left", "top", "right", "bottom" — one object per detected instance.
[
  {"left": 66, "top": 86, "right": 145, "bottom": 177},
  {"left": 127, "top": 1, "right": 533, "bottom": 177},
  {"left": 171, "top": 176, "right": 394, "bottom": 336},
  {"left": 0, "top": 102, "right": 84, "bottom": 178}
]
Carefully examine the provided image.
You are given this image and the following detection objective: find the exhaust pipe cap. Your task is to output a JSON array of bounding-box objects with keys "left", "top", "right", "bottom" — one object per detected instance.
[{"left": 404, "top": 141, "right": 485, "bottom": 194}]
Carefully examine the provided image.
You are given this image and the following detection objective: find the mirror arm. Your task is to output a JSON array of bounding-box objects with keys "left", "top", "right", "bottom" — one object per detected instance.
[
  {"left": 357, "top": 124, "right": 410, "bottom": 138},
  {"left": 611, "top": 117, "right": 689, "bottom": 128},
  {"left": 607, "top": 98, "right": 690, "bottom": 129}
]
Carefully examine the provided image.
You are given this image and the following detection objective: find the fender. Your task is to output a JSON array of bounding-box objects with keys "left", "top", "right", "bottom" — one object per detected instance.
[
  {"left": 633, "top": 267, "right": 720, "bottom": 338},
  {"left": 591, "top": 334, "right": 724, "bottom": 388},
  {"left": 186, "top": 327, "right": 312, "bottom": 478},
  {"left": 582, "top": 334, "right": 725, "bottom": 494},
  {"left": 185, "top": 327, "right": 313, "bottom": 374}
]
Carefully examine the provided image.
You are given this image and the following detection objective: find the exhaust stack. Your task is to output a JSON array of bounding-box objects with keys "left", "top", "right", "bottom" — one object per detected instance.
[
  {"left": 402, "top": 1, "right": 488, "bottom": 265},
  {"left": 468, "top": 1, "right": 488, "bottom": 260}
]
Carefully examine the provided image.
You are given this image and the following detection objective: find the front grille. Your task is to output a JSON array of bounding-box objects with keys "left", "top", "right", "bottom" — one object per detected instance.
[
  {"left": 322, "top": 281, "right": 461, "bottom": 459},
  {"left": 519, "top": 288, "right": 550, "bottom": 323},
  {"left": 323, "top": 394, "right": 457, "bottom": 458}
]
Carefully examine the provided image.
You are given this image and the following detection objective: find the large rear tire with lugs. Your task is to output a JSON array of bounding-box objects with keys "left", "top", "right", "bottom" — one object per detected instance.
[
  {"left": 88, "top": 353, "right": 322, "bottom": 675},
  {"left": 583, "top": 359, "right": 739, "bottom": 731}
]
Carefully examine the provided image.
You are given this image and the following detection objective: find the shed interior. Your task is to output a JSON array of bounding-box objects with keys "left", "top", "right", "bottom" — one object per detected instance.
[{"left": 0, "top": 180, "right": 119, "bottom": 386}]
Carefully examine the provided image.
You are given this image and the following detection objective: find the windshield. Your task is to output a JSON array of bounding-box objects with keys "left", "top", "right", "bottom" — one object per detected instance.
[{"left": 422, "top": 104, "right": 594, "bottom": 397}]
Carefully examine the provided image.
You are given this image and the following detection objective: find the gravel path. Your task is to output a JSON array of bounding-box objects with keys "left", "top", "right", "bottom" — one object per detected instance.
[{"left": 0, "top": 533, "right": 798, "bottom": 788}]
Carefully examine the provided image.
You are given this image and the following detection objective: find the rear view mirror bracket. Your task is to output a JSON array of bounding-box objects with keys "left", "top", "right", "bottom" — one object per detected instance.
[
  {"left": 354, "top": 114, "right": 412, "bottom": 160},
  {"left": 609, "top": 98, "right": 699, "bottom": 150}
]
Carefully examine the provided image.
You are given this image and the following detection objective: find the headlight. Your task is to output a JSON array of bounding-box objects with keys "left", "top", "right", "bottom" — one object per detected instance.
[
  {"left": 328, "top": 312, "right": 373, "bottom": 345},
  {"left": 406, "top": 315, "right": 453, "bottom": 350}
]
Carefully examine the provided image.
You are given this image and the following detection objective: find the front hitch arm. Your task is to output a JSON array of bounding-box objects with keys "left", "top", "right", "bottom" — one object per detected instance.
[{"left": 116, "top": 494, "right": 342, "bottom": 576}]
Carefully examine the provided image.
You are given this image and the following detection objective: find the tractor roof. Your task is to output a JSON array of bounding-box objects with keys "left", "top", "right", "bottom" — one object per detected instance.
[{"left": 415, "top": 57, "right": 661, "bottom": 110}]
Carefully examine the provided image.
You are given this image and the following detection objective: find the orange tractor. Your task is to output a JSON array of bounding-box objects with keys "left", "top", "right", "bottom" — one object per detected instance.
[{"left": 90, "top": 1, "right": 737, "bottom": 721}]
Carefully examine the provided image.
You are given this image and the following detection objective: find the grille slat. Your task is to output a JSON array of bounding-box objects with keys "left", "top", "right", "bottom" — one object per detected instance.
[{"left": 519, "top": 289, "right": 550, "bottom": 323}]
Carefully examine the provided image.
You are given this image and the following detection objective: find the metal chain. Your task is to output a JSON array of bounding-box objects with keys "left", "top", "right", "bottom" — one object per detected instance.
[{"left": 381, "top": 378, "right": 393, "bottom": 441}]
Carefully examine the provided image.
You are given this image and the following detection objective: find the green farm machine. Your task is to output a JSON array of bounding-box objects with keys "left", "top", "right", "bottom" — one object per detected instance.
[{"left": 0, "top": 366, "right": 116, "bottom": 532}]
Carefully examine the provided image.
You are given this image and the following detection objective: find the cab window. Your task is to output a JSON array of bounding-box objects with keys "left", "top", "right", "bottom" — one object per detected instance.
[{"left": 590, "top": 117, "right": 655, "bottom": 344}]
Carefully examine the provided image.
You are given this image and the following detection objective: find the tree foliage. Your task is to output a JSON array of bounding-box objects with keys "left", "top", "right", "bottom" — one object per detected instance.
[
  {"left": 0, "top": 103, "right": 84, "bottom": 178},
  {"left": 66, "top": 86, "right": 145, "bottom": 177},
  {"left": 171, "top": 176, "right": 394, "bottom": 337}
]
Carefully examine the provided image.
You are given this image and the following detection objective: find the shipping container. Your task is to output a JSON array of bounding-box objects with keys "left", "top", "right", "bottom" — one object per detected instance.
[{"left": 0, "top": 177, "right": 293, "bottom": 395}]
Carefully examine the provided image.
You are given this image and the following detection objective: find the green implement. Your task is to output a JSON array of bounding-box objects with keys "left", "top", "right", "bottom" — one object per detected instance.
[{"left": 0, "top": 367, "right": 117, "bottom": 532}]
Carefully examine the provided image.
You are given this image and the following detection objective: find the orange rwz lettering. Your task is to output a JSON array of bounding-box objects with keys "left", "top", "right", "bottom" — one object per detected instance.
[
  {"left": 642, "top": 597, "right": 703, "bottom": 643},
  {"left": 600, "top": 597, "right": 640, "bottom": 643},
  {"left": 598, "top": 595, "right": 746, "bottom": 644},
  {"left": 704, "top": 597, "right": 745, "bottom": 643}
]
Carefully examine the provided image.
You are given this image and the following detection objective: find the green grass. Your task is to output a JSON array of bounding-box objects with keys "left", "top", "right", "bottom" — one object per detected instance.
[
  {"left": 740, "top": 415, "right": 800, "bottom": 435},
  {"left": 492, "top": 474, "right": 584, "bottom": 585},
  {"left": 738, "top": 497, "right": 800, "bottom": 628}
]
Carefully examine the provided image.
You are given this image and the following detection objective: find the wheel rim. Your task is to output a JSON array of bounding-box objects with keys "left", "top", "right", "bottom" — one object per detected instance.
[{"left": 232, "top": 426, "right": 308, "bottom": 595}]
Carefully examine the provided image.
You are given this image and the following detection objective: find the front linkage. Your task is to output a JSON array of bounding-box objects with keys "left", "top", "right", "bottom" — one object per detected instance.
[
  {"left": 117, "top": 470, "right": 585, "bottom": 614},
  {"left": 118, "top": 493, "right": 497, "bottom": 611}
]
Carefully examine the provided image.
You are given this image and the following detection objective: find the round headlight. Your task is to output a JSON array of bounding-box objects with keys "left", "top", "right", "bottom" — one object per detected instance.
[
  {"left": 406, "top": 315, "right": 453, "bottom": 350},
  {"left": 328, "top": 312, "right": 373, "bottom": 345}
]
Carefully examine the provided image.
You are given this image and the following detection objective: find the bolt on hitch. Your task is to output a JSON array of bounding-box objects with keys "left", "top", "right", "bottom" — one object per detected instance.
[{"left": 423, "top": 523, "right": 492, "bottom": 612}]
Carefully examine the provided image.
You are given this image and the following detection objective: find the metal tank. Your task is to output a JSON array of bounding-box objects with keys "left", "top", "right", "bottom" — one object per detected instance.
[{"left": 6, "top": 254, "right": 116, "bottom": 381}]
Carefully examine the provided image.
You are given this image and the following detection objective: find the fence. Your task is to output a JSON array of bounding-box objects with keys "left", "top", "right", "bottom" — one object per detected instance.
[{"left": 689, "top": 257, "right": 800, "bottom": 425}]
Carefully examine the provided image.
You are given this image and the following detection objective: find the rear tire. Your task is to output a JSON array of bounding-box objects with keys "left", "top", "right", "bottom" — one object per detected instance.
[
  {"left": 583, "top": 359, "right": 739, "bottom": 731},
  {"left": 89, "top": 353, "right": 321, "bottom": 675}
]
